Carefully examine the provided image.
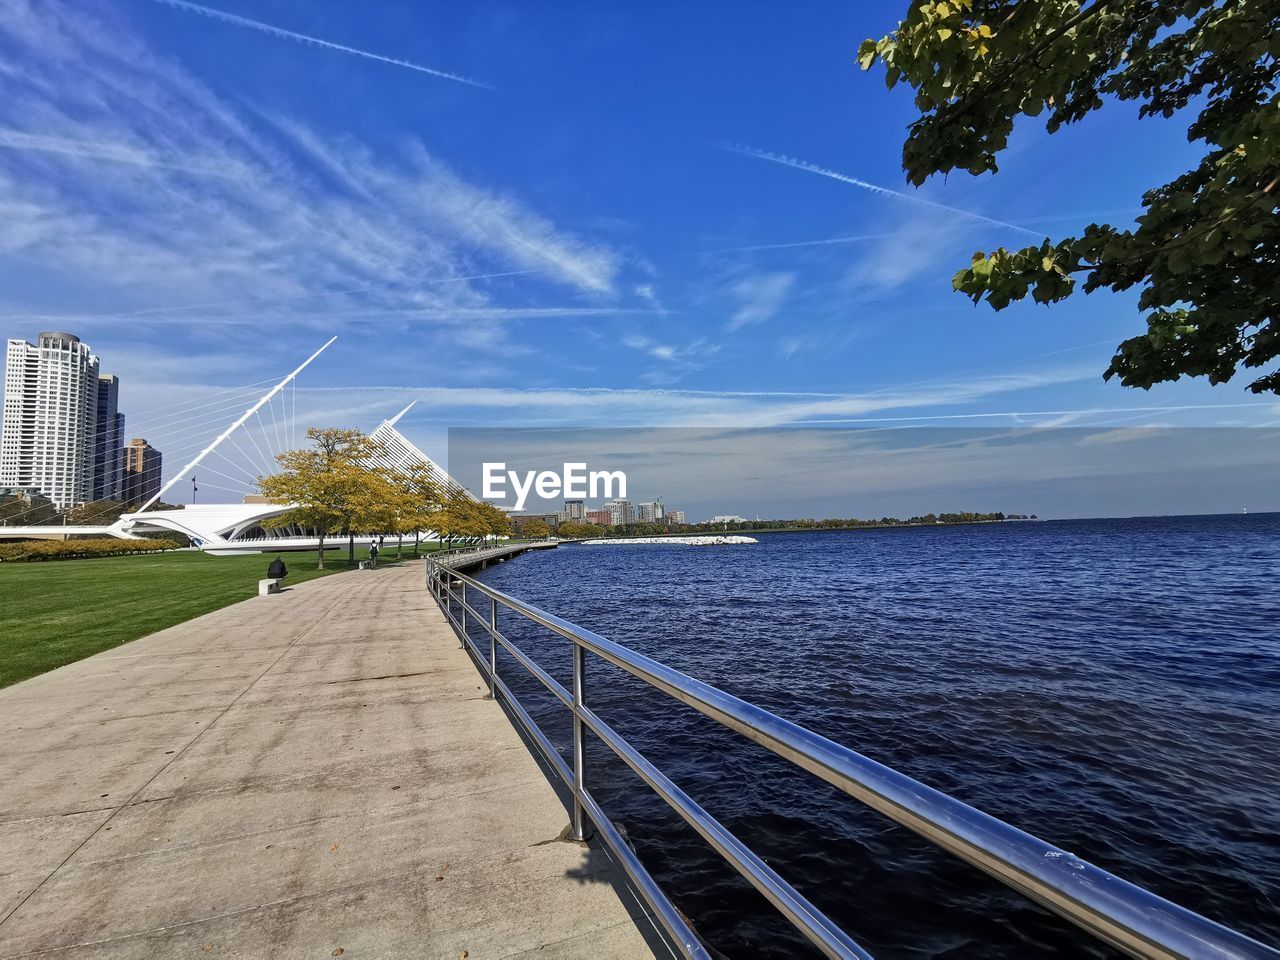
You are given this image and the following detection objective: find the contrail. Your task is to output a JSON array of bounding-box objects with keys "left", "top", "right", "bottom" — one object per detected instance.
[
  {"left": 150, "top": 0, "right": 492, "bottom": 90},
  {"left": 720, "top": 143, "right": 1041, "bottom": 238},
  {"left": 706, "top": 211, "right": 1141, "bottom": 255},
  {"left": 706, "top": 233, "right": 896, "bottom": 254},
  {"left": 788, "top": 403, "right": 1271, "bottom": 424}
]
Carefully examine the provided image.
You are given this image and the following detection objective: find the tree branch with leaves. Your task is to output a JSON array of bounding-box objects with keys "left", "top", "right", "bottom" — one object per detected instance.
[{"left": 859, "top": 0, "right": 1279, "bottom": 392}]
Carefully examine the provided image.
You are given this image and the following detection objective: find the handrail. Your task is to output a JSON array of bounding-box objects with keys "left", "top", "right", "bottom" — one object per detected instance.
[{"left": 424, "top": 548, "right": 1280, "bottom": 960}]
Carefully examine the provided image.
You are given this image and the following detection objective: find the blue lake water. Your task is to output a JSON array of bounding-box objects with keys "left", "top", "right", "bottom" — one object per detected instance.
[{"left": 471, "top": 515, "right": 1280, "bottom": 958}]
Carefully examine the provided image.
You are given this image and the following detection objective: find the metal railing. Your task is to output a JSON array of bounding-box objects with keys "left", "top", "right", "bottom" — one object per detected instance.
[{"left": 425, "top": 549, "right": 1279, "bottom": 960}]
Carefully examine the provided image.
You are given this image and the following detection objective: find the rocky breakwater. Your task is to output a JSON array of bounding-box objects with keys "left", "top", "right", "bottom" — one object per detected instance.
[{"left": 579, "top": 535, "right": 758, "bottom": 546}]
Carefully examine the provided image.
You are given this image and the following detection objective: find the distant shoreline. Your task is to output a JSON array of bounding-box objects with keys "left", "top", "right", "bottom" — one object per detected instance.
[
  {"left": 580, "top": 535, "right": 758, "bottom": 546},
  {"left": 562, "top": 518, "right": 1036, "bottom": 542},
  {"left": 556, "top": 512, "right": 1277, "bottom": 542},
  {"left": 723, "top": 518, "right": 1036, "bottom": 536}
]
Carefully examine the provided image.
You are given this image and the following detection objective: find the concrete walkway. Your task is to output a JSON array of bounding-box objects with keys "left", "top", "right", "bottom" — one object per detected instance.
[{"left": 0, "top": 562, "right": 662, "bottom": 959}]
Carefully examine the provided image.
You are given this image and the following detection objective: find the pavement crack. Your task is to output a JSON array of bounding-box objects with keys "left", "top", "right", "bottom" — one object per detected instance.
[{"left": 323, "top": 671, "right": 430, "bottom": 684}]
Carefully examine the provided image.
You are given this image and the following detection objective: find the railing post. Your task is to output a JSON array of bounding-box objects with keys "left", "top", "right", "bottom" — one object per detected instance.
[
  {"left": 487, "top": 596, "right": 497, "bottom": 700},
  {"left": 459, "top": 581, "right": 467, "bottom": 648},
  {"left": 570, "top": 640, "right": 591, "bottom": 841}
]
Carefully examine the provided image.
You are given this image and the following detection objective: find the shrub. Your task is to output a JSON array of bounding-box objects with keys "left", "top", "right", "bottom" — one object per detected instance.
[{"left": 0, "top": 537, "right": 184, "bottom": 563}]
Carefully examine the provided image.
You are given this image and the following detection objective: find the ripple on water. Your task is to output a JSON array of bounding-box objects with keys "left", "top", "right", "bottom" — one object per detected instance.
[{"left": 476, "top": 515, "right": 1280, "bottom": 958}]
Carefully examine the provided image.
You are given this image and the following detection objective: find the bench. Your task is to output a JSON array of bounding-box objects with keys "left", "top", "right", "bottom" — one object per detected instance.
[
  {"left": 358, "top": 560, "right": 374, "bottom": 570},
  {"left": 258, "top": 578, "right": 283, "bottom": 596}
]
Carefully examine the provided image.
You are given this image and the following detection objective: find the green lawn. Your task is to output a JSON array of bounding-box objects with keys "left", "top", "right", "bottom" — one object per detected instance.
[{"left": 0, "top": 543, "right": 436, "bottom": 688}]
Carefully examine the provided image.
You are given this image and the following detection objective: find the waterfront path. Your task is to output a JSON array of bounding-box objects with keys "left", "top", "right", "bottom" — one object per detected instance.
[{"left": 0, "top": 561, "right": 661, "bottom": 959}]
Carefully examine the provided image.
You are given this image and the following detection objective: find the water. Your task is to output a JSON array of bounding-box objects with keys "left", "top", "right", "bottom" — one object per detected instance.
[{"left": 470, "top": 515, "right": 1280, "bottom": 958}]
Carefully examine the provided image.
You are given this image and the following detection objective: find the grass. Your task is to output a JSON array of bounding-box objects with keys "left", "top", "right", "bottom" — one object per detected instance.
[{"left": 0, "top": 542, "right": 438, "bottom": 688}]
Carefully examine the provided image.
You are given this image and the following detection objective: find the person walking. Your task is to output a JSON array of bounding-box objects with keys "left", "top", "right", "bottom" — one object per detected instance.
[{"left": 369, "top": 542, "right": 379, "bottom": 569}]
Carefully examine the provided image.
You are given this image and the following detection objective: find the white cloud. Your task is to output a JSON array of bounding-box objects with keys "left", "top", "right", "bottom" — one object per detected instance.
[
  {"left": 726, "top": 271, "right": 794, "bottom": 331},
  {"left": 285, "top": 364, "right": 1096, "bottom": 429},
  {"left": 622, "top": 335, "right": 721, "bottom": 385},
  {"left": 0, "top": 0, "right": 624, "bottom": 340},
  {"left": 844, "top": 217, "right": 964, "bottom": 298}
]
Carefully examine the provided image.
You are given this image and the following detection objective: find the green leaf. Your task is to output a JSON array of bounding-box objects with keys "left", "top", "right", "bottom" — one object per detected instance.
[{"left": 856, "top": 39, "right": 878, "bottom": 70}]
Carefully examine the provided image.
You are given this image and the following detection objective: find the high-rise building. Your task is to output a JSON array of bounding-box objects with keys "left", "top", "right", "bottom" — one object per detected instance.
[
  {"left": 122, "top": 438, "right": 163, "bottom": 506},
  {"left": 586, "top": 509, "right": 612, "bottom": 526},
  {"left": 605, "top": 498, "right": 634, "bottom": 525},
  {"left": 564, "top": 499, "right": 586, "bottom": 521},
  {"left": 92, "top": 375, "right": 124, "bottom": 503},
  {"left": 667, "top": 510, "right": 686, "bottom": 525},
  {"left": 637, "top": 499, "right": 664, "bottom": 523},
  {"left": 1, "top": 332, "right": 101, "bottom": 510}
]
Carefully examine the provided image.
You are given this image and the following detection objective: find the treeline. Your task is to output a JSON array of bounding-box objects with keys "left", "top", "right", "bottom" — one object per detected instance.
[
  {"left": 694, "top": 511, "right": 1037, "bottom": 531},
  {"left": 0, "top": 496, "right": 187, "bottom": 529},
  {"left": 558, "top": 511, "right": 1033, "bottom": 539},
  {"left": 259, "top": 427, "right": 512, "bottom": 568}
]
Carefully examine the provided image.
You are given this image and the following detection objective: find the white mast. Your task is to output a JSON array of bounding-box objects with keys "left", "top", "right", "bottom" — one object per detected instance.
[
  {"left": 386, "top": 399, "right": 417, "bottom": 427},
  {"left": 134, "top": 337, "right": 336, "bottom": 514}
]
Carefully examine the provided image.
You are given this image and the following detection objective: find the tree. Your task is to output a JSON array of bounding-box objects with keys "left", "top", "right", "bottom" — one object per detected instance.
[
  {"left": 0, "top": 492, "right": 57, "bottom": 526},
  {"left": 557, "top": 521, "right": 606, "bottom": 539},
  {"left": 431, "top": 490, "right": 512, "bottom": 544},
  {"left": 384, "top": 462, "right": 442, "bottom": 559},
  {"left": 67, "top": 500, "right": 126, "bottom": 526},
  {"left": 476, "top": 500, "right": 513, "bottom": 539},
  {"left": 258, "top": 428, "right": 387, "bottom": 569},
  {"left": 520, "top": 518, "right": 551, "bottom": 539},
  {"left": 859, "top": 1, "right": 1279, "bottom": 393},
  {"left": 433, "top": 488, "right": 485, "bottom": 543}
]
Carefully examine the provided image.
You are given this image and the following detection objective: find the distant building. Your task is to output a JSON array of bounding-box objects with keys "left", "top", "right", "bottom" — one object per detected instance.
[
  {"left": 1, "top": 332, "right": 103, "bottom": 510},
  {"left": 605, "top": 499, "right": 634, "bottom": 525},
  {"left": 586, "top": 509, "right": 612, "bottom": 526},
  {"left": 564, "top": 499, "right": 586, "bottom": 521},
  {"left": 511, "top": 512, "right": 560, "bottom": 536},
  {"left": 637, "top": 499, "right": 664, "bottom": 523},
  {"left": 667, "top": 510, "right": 686, "bottom": 525},
  {"left": 122, "top": 437, "right": 163, "bottom": 506},
  {"left": 711, "top": 514, "right": 747, "bottom": 524},
  {"left": 92, "top": 374, "right": 124, "bottom": 503}
]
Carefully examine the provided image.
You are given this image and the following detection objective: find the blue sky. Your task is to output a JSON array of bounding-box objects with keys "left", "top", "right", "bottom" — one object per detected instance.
[{"left": 0, "top": 0, "right": 1276, "bottom": 504}]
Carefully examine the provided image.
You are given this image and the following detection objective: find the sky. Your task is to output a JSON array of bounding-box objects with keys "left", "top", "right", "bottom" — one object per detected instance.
[
  {"left": 448, "top": 427, "right": 1280, "bottom": 521},
  {"left": 1, "top": 0, "right": 1277, "bottom": 513}
]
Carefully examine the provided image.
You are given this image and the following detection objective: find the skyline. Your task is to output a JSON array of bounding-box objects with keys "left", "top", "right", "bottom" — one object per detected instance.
[{"left": 1, "top": 0, "right": 1278, "bottom": 509}]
